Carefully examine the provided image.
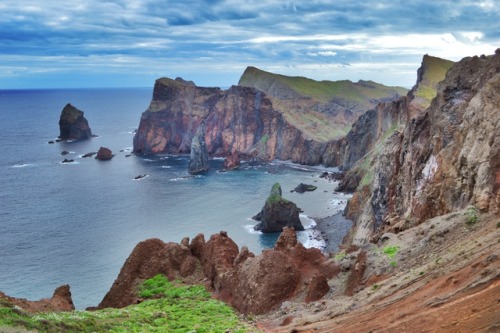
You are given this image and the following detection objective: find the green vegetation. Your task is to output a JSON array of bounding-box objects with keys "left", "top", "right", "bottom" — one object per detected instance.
[
  {"left": 496, "top": 222, "right": 500, "bottom": 228},
  {"left": 0, "top": 275, "right": 256, "bottom": 333},
  {"left": 239, "top": 67, "right": 407, "bottom": 104},
  {"left": 465, "top": 207, "right": 479, "bottom": 225},
  {"left": 371, "top": 284, "right": 380, "bottom": 291},
  {"left": 389, "top": 260, "right": 397, "bottom": 267},
  {"left": 266, "top": 183, "right": 287, "bottom": 205},
  {"left": 383, "top": 246, "right": 399, "bottom": 259},
  {"left": 334, "top": 251, "right": 346, "bottom": 261},
  {"left": 413, "top": 55, "right": 454, "bottom": 107}
]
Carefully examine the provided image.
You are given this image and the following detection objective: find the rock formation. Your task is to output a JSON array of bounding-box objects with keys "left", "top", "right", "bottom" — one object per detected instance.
[
  {"left": 0, "top": 285, "right": 74, "bottom": 313},
  {"left": 340, "top": 50, "right": 500, "bottom": 245},
  {"left": 188, "top": 124, "right": 210, "bottom": 174},
  {"left": 95, "top": 147, "right": 113, "bottom": 160},
  {"left": 223, "top": 152, "right": 240, "bottom": 170},
  {"left": 133, "top": 69, "right": 407, "bottom": 166},
  {"left": 253, "top": 183, "right": 304, "bottom": 233},
  {"left": 58, "top": 103, "right": 92, "bottom": 141},
  {"left": 98, "top": 229, "right": 337, "bottom": 314},
  {"left": 293, "top": 183, "right": 317, "bottom": 193}
]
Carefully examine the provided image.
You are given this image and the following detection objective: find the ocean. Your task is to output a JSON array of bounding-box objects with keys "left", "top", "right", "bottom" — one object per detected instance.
[{"left": 0, "top": 88, "right": 351, "bottom": 309}]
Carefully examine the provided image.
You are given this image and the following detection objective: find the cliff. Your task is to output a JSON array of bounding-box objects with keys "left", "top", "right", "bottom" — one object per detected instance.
[
  {"left": 133, "top": 70, "right": 407, "bottom": 165},
  {"left": 342, "top": 50, "right": 500, "bottom": 245},
  {"left": 239, "top": 66, "right": 407, "bottom": 142}
]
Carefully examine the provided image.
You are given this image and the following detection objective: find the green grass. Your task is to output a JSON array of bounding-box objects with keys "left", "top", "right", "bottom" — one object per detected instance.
[
  {"left": 382, "top": 246, "right": 399, "bottom": 259},
  {"left": 0, "top": 275, "right": 256, "bottom": 333},
  {"left": 413, "top": 55, "right": 454, "bottom": 106},
  {"left": 465, "top": 207, "right": 479, "bottom": 225}
]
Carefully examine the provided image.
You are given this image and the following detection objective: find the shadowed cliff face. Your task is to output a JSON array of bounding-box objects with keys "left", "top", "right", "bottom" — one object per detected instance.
[{"left": 342, "top": 50, "right": 500, "bottom": 245}]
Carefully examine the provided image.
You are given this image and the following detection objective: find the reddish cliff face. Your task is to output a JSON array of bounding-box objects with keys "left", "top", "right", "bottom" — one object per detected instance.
[{"left": 133, "top": 78, "right": 336, "bottom": 164}]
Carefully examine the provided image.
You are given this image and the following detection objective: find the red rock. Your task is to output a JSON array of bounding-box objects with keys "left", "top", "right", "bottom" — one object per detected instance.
[
  {"left": 0, "top": 284, "right": 74, "bottom": 313},
  {"left": 223, "top": 152, "right": 240, "bottom": 170},
  {"left": 95, "top": 147, "right": 113, "bottom": 160}
]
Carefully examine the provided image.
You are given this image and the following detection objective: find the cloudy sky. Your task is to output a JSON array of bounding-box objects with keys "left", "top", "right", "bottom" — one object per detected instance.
[{"left": 1, "top": 0, "right": 499, "bottom": 89}]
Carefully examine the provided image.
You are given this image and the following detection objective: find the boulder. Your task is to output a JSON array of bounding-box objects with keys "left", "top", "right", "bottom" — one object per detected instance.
[
  {"left": 188, "top": 125, "right": 209, "bottom": 174},
  {"left": 223, "top": 152, "right": 240, "bottom": 170},
  {"left": 293, "top": 183, "right": 317, "bottom": 193},
  {"left": 58, "top": 103, "right": 92, "bottom": 141},
  {"left": 95, "top": 147, "right": 113, "bottom": 160},
  {"left": 254, "top": 183, "right": 304, "bottom": 233}
]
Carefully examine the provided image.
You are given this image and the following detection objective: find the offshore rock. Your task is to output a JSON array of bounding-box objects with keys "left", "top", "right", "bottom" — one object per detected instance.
[
  {"left": 254, "top": 183, "right": 304, "bottom": 233},
  {"left": 293, "top": 183, "right": 317, "bottom": 193},
  {"left": 95, "top": 147, "right": 113, "bottom": 160},
  {"left": 223, "top": 152, "right": 240, "bottom": 170},
  {"left": 58, "top": 103, "right": 92, "bottom": 141},
  {"left": 188, "top": 124, "right": 209, "bottom": 174}
]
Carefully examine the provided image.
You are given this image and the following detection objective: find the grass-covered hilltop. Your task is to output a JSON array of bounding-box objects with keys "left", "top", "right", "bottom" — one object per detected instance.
[
  {"left": 2, "top": 50, "right": 500, "bottom": 333},
  {"left": 0, "top": 275, "right": 258, "bottom": 333}
]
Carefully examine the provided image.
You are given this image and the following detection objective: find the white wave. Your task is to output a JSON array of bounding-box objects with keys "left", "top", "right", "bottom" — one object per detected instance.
[
  {"left": 122, "top": 147, "right": 133, "bottom": 152},
  {"left": 142, "top": 158, "right": 154, "bottom": 162},
  {"left": 12, "top": 163, "right": 35, "bottom": 168},
  {"left": 212, "top": 157, "right": 225, "bottom": 161},
  {"left": 244, "top": 224, "right": 261, "bottom": 235},
  {"left": 169, "top": 175, "right": 201, "bottom": 181},
  {"left": 298, "top": 215, "right": 326, "bottom": 251},
  {"left": 160, "top": 165, "right": 172, "bottom": 169}
]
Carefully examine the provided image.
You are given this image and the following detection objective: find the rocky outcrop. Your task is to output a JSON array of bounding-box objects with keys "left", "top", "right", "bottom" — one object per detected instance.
[
  {"left": 253, "top": 183, "right": 304, "bottom": 233},
  {"left": 0, "top": 285, "right": 75, "bottom": 313},
  {"left": 98, "top": 229, "right": 338, "bottom": 315},
  {"left": 133, "top": 68, "right": 407, "bottom": 166},
  {"left": 188, "top": 125, "right": 210, "bottom": 174},
  {"left": 95, "top": 147, "right": 113, "bottom": 160},
  {"left": 341, "top": 50, "right": 500, "bottom": 245},
  {"left": 58, "top": 103, "right": 92, "bottom": 141},
  {"left": 223, "top": 152, "right": 240, "bottom": 170},
  {"left": 292, "top": 183, "right": 317, "bottom": 193}
]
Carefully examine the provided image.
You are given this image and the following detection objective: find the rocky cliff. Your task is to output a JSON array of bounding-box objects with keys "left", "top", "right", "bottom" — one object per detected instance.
[
  {"left": 239, "top": 66, "right": 407, "bottom": 142},
  {"left": 341, "top": 50, "right": 500, "bottom": 245},
  {"left": 58, "top": 103, "right": 92, "bottom": 141},
  {"left": 133, "top": 70, "right": 407, "bottom": 165}
]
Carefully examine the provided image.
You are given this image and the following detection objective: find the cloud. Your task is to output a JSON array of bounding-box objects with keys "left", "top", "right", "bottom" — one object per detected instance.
[{"left": 0, "top": 0, "right": 498, "bottom": 88}]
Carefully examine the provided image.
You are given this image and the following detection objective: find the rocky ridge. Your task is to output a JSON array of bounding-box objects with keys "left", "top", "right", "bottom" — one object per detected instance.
[
  {"left": 97, "top": 228, "right": 337, "bottom": 315},
  {"left": 133, "top": 70, "right": 407, "bottom": 165}
]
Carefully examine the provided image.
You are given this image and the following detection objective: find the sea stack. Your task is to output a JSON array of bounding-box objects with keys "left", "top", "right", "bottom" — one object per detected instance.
[
  {"left": 254, "top": 183, "right": 304, "bottom": 233},
  {"left": 188, "top": 124, "right": 209, "bottom": 174},
  {"left": 58, "top": 103, "right": 92, "bottom": 141}
]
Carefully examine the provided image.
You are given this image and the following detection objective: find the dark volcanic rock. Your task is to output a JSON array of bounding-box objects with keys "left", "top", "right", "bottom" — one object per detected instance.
[
  {"left": 293, "top": 183, "right": 317, "bottom": 193},
  {"left": 61, "top": 158, "right": 74, "bottom": 163},
  {"left": 95, "top": 147, "right": 113, "bottom": 160},
  {"left": 82, "top": 152, "right": 97, "bottom": 158},
  {"left": 61, "top": 150, "right": 69, "bottom": 155},
  {"left": 254, "top": 183, "right": 304, "bottom": 233},
  {"left": 188, "top": 125, "right": 209, "bottom": 174},
  {"left": 58, "top": 103, "right": 92, "bottom": 141}
]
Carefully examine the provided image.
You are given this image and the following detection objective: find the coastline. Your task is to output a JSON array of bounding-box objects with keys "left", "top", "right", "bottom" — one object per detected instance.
[{"left": 313, "top": 213, "right": 352, "bottom": 254}]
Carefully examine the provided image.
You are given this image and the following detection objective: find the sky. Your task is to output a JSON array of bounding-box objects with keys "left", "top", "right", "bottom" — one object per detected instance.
[{"left": 1, "top": 0, "right": 499, "bottom": 89}]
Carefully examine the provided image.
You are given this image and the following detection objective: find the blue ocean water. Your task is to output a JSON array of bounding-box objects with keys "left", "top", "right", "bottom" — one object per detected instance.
[{"left": 0, "top": 89, "right": 350, "bottom": 309}]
